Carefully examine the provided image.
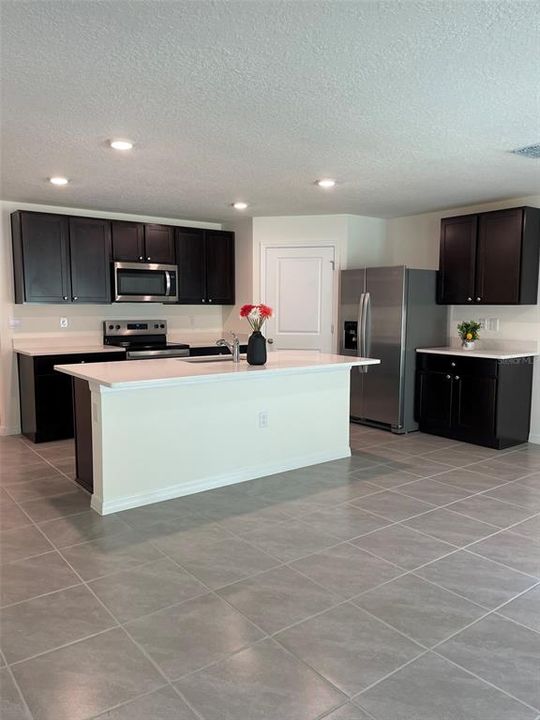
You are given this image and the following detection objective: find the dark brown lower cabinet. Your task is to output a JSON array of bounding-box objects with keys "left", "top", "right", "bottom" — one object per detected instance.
[
  {"left": 17, "top": 351, "right": 125, "bottom": 443},
  {"left": 415, "top": 352, "right": 533, "bottom": 449},
  {"left": 73, "top": 378, "right": 93, "bottom": 492}
]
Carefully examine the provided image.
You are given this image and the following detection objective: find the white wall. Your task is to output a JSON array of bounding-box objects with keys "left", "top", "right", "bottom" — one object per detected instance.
[
  {"left": 222, "top": 217, "right": 254, "bottom": 334},
  {"left": 387, "top": 195, "right": 540, "bottom": 443},
  {"left": 251, "top": 213, "right": 387, "bottom": 294},
  {"left": 0, "top": 200, "right": 223, "bottom": 434}
]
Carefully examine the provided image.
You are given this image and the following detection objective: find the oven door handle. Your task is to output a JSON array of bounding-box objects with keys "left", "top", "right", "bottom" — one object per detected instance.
[{"left": 164, "top": 270, "right": 171, "bottom": 296}]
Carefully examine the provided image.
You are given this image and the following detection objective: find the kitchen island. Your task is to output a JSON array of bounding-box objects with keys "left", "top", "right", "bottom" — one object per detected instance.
[{"left": 55, "top": 351, "right": 379, "bottom": 515}]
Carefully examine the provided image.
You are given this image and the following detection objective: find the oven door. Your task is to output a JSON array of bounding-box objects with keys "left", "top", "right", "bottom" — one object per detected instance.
[{"left": 113, "top": 262, "right": 178, "bottom": 303}]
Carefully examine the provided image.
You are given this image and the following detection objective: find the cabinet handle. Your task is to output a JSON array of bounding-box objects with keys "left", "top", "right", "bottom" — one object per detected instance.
[
  {"left": 208, "top": 298, "right": 213, "bottom": 303},
  {"left": 466, "top": 297, "right": 472, "bottom": 302},
  {"left": 63, "top": 296, "right": 68, "bottom": 301},
  {"left": 147, "top": 257, "right": 151, "bottom": 261},
  {"left": 476, "top": 297, "right": 482, "bottom": 302},
  {"left": 138, "top": 256, "right": 144, "bottom": 261},
  {"left": 73, "top": 296, "right": 78, "bottom": 301},
  {"left": 451, "top": 362, "right": 456, "bottom": 367},
  {"left": 446, "top": 374, "right": 452, "bottom": 379},
  {"left": 202, "top": 298, "right": 206, "bottom": 303},
  {"left": 80, "top": 360, "right": 85, "bottom": 364},
  {"left": 455, "top": 375, "right": 460, "bottom": 380}
]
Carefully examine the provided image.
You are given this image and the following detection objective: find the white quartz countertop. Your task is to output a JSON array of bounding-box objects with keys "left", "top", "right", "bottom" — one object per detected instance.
[
  {"left": 55, "top": 351, "right": 380, "bottom": 389},
  {"left": 416, "top": 346, "right": 539, "bottom": 360},
  {"left": 14, "top": 344, "right": 126, "bottom": 357},
  {"left": 13, "top": 335, "right": 247, "bottom": 356}
]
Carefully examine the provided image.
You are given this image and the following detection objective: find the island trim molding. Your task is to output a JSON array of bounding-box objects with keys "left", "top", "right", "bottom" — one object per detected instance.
[{"left": 91, "top": 445, "right": 350, "bottom": 514}]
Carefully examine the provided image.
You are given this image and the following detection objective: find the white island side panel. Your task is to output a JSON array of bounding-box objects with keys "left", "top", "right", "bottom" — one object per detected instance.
[{"left": 91, "top": 365, "right": 352, "bottom": 514}]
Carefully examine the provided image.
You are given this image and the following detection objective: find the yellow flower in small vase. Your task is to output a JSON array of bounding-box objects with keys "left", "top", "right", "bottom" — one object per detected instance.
[{"left": 466, "top": 333, "right": 473, "bottom": 341}]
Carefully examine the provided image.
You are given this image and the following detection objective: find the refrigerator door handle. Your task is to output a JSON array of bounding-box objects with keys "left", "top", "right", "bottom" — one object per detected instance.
[
  {"left": 363, "top": 292, "right": 372, "bottom": 358},
  {"left": 357, "top": 292, "right": 368, "bottom": 373},
  {"left": 357, "top": 293, "right": 365, "bottom": 356}
]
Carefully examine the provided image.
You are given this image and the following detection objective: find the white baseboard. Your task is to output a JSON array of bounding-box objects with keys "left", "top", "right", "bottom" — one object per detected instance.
[
  {"left": 91, "top": 446, "right": 351, "bottom": 515},
  {"left": 0, "top": 425, "right": 21, "bottom": 437},
  {"left": 528, "top": 433, "right": 540, "bottom": 445}
]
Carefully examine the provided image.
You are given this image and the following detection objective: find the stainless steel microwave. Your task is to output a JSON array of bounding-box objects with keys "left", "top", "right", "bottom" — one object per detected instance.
[{"left": 113, "top": 262, "right": 178, "bottom": 303}]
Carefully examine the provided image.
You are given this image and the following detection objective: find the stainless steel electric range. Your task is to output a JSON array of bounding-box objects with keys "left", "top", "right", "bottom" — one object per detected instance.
[{"left": 103, "top": 320, "right": 190, "bottom": 360}]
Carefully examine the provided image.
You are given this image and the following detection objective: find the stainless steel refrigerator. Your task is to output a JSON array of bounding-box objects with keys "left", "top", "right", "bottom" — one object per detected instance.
[{"left": 339, "top": 266, "right": 447, "bottom": 433}]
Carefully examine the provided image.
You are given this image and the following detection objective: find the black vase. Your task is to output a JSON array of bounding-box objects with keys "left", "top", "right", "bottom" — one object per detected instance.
[{"left": 247, "top": 331, "right": 267, "bottom": 365}]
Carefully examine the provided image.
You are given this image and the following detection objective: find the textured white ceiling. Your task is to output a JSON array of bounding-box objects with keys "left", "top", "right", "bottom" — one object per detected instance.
[{"left": 1, "top": 0, "right": 539, "bottom": 222}]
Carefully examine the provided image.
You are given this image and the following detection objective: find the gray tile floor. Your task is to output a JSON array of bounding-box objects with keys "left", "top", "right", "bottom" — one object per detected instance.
[{"left": 1, "top": 426, "right": 539, "bottom": 720}]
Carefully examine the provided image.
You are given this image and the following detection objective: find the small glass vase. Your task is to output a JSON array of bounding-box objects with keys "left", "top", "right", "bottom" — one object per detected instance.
[
  {"left": 462, "top": 340, "right": 476, "bottom": 350},
  {"left": 247, "top": 331, "right": 267, "bottom": 365}
]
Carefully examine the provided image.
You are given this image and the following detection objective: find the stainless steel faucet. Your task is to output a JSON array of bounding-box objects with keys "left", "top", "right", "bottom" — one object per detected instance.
[{"left": 216, "top": 332, "right": 241, "bottom": 362}]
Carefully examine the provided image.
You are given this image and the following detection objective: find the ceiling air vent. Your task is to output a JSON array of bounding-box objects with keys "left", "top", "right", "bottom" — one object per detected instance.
[{"left": 511, "top": 143, "right": 540, "bottom": 159}]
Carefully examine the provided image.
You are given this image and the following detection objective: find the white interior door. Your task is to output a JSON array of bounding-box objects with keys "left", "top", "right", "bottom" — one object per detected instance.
[{"left": 264, "top": 246, "right": 335, "bottom": 352}]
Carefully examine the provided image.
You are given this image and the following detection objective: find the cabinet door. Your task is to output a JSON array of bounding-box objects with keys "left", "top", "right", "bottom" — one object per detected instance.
[
  {"left": 111, "top": 221, "right": 144, "bottom": 261},
  {"left": 205, "top": 230, "right": 235, "bottom": 304},
  {"left": 437, "top": 215, "right": 477, "bottom": 304},
  {"left": 175, "top": 228, "right": 206, "bottom": 303},
  {"left": 453, "top": 374, "right": 497, "bottom": 438},
  {"left": 476, "top": 208, "right": 524, "bottom": 304},
  {"left": 144, "top": 224, "right": 175, "bottom": 263},
  {"left": 18, "top": 212, "right": 70, "bottom": 303},
  {"left": 417, "top": 371, "right": 453, "bottom": 431},
  {"left": 69, "top": 217, "right": 112, "bottom": 303}
]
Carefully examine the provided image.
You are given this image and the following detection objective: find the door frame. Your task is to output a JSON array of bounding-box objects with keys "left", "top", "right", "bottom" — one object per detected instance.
[{"left": 260, "top": 241, "right": 340, "bottom": 353}]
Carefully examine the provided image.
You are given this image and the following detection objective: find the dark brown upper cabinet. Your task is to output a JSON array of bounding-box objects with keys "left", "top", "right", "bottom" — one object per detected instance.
[
  {"left": 111, "top": 221, "right": 145, "bottom": 261},
  {"left": 69, "top": 217, "right": 112, "bottom": 303},
  {"left": 176, "top": 228, "right": 235, "bottom": 305},
  {"left": 437, "top": 206, "right": 540, "bottom": 305},
  {"left": 12, "top": 211, "right": 111, "bottom": 304},
  {"left": 144, "top": 224, "right": 175, "bottom": 263},
  {"left": 111, "top": 221, "right": 175, "bottom": 263}
]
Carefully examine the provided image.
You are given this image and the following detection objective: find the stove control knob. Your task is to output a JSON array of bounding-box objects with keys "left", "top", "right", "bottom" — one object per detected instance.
[
  {"left": 160, "top": 323, "right": 165, "bottom": 328},
  {"left": 115, "top": 324, "right": 120, "bottom": 330},
  {"left": 154, "top": 324, "right": 159, "bottom": 329},
  {"left": 108, "top": 324, "right": 114, "bottom": 330}
]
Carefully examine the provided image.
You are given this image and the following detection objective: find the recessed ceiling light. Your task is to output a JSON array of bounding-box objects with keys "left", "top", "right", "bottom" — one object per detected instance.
[
  {"left": 109, "top": 139, "right": 133, "bottom": 151},
  {"left": 316, "top": 178, "right": 336, "bottom": 189},
  {"left": 49, "top": 176, "right": 69, "bottom": 186},
  {"left": 232, "top": 201, "right": 248, "bottom": 210}
]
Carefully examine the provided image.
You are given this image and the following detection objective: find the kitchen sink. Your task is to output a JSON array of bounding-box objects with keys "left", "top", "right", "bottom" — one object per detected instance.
[{"left": 181, "top": 355, "right": 243, "bottom": 363}]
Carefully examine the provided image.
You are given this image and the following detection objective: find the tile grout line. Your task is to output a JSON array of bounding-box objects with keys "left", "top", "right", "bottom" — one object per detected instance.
[{"left": 429, "top": 648, "right": 540, "bottom": 715}]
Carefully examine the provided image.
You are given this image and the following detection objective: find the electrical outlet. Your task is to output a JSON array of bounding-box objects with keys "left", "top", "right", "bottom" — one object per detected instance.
[
  {"left": 487, "top": 318, "right": 500, "bottom": 332},
  {"left": 258, "top": 411, "right": 268, "bottom": 429},
  {"left": 59, "top": 317, "right": 69, "bottom": 328},
  {"left": 478, "top": 318, "right": 487, "bottom": 330}
]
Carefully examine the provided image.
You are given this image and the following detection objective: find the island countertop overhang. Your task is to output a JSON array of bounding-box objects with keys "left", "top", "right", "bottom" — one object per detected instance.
[{"left": 55, "top": 351, "right": 380, "bottom": 391}]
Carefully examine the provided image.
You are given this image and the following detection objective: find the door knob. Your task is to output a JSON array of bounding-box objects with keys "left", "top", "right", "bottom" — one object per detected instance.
[{"left": 268, "top": 338, "right": 274, "bottom": 344}]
